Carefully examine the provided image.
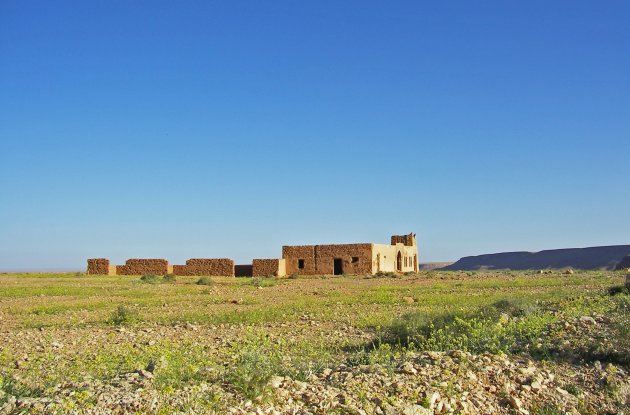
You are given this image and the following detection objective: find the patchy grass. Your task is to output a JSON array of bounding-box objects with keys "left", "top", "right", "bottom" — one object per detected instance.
[
  {"left": 196, "top": 276, "right": 214, "bottom": 286},
  {"left": 0, "top": 269, "right": 627, "bottom": 411}
]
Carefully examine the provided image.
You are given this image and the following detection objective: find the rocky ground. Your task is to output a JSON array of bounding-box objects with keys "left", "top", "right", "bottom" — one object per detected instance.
[
  {"left": 0, "top": 272, "right": 628, "bottom": 414},
  {"left": 2, "top": 315, "right": 628, "bottom": 414}
]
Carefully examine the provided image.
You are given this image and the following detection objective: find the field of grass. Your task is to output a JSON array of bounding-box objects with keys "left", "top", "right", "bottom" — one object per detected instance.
[{"left": 0, "top": 270, "right": 628, "bottom": 414}]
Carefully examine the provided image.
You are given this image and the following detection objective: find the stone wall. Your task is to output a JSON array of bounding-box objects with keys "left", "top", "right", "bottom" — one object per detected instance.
[
  {"left": 172, "top": 258, "right": 234, "bottom": 276},
  {"left": 116, "top": 259, "right": 171, "bottom": 275},
  {"left": 87, "top": 258, "right": 114, "bottom": 275},
  {"left": 252, "top": 259, "right": 286, "bottom": 277}
]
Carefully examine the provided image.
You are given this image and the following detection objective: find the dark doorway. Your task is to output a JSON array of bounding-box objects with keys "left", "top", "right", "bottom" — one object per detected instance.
[
  {"left": 333, "top": 258, "right": 343, "bottom": 275},
  {"left": 396, "top": 252, "right": 402, "bottom": 272}
]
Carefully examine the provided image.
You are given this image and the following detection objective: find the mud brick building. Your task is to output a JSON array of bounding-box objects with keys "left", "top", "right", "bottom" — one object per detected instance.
[
  {"left": 87, "top": 233, "right": 419, "bottom": 277},
  {"left": 278, "top": 233, "right": 419, "bottom": 277}
]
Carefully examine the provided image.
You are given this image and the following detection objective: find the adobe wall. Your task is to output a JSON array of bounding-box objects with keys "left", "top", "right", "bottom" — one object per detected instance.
[
  {"left": 283, "top": 245, "right": 317, "bottom": 275},
  {"left": 87, "top": 258, "right": 116, "bottom": 275},
  {"left": 172, "top": 258, "right": 235, "bottom": 276},
  {"left": 252, "top": 259, "right": 286, "bottom": 277},
  {"left": 116, "top": 259, "right": 171, "bottom": 275},
  {"left": 315, "top": 244, "right": 373, "bottom": 275},
  {"left": 283, "top": 243, "right": 372, "bottom": 275}
]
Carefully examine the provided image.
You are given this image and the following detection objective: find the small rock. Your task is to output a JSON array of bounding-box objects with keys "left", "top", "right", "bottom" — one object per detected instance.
[
  {"left": 429, "top": 392, "right": 440, "bottom": 409},
  {"left": 556, "top": 387, "right": 570, "bottom": 395},
  {"left": 400, "top": 362, "right": 417, "bottom": 375},
  {"left": 509, "top": 395, "right": 523, "bottom": 410},
  {"left": 269, "top": 376, "right": 283, "bottom": 389},
  {"left": 402, "top": 296, "right": 415, "bottom": 304},
  {"left": 579, "top": 316, "right": 597, "bottom": 325},
  {"left": 400, "top": 404, "right": 431, "bottom": 415}
]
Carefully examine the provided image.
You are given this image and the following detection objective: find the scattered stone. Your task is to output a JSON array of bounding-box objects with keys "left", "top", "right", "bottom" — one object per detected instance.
[
  {"left": 400, "top": 404, "right": 431, "bottom": 415},
  {"left": 400, "top": 362, "right": 417, "bottom": 375},
  {"left": 269, "top": 376, "right": 283, "bottom": 389},
  {"left": 402, "top": 296, "right": 415, "bottom": 304},
  {"left": 579, "top": 316, "right": 597, "bottom": 325}
]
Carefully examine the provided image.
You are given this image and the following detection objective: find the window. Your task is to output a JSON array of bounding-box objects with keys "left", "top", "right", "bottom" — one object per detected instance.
[
  {"left": 298, "top": 259, "right": 305, "bottom": 269},
  {"left": 352, "top": 257, "right": 359, "bottom": 263}
]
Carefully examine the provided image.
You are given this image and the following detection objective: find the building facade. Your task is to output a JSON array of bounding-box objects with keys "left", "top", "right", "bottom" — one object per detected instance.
[{"left": 274, "top": 233, "right": 418, "bottom": 277}]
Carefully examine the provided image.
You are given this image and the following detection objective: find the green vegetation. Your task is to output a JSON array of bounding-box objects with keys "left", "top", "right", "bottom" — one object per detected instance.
[
  {"left": 196, "top": 276, "right": 214, "bottom": 286},
  {"left": 109, "top": 304, "right": 137, "bottom": 325},
  {"left": 163, "top": 273, "right": 177, "bottom": 283},
  {"left": 250, "top": 276, "right": 276, "bottom": 288},
  {"left": 140, "top": 274, "right": 161, "bottom": 284},
  {"left": 0, "top": 270, "right": 628, "bottom": 411}
]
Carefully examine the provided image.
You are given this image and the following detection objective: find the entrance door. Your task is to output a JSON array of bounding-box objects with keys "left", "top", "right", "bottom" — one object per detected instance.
[
  {"left": 333, "top": 258, "right": 343, "bottom": 275},
  {"left": 396, "top": 252, "right": 402, "bottom": 272}
]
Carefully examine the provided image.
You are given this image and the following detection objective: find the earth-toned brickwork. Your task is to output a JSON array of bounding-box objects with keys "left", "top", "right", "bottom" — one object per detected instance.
[
  {"left": 172, "top": 259, "right": 234, "bottom": 277},
  {"left": 252, "top": 259, "right": 286, "bottom": 277},
  {"left": 115, "top": 259, "right": 172, "bottom": 276}
]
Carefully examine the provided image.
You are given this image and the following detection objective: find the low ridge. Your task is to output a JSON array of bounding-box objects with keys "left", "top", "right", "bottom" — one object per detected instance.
[{"left": 442, "top": 245, "right": 630, "bottom": 271}]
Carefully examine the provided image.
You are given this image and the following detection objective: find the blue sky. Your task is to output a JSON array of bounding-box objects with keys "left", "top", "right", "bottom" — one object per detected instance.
[{"left": 1, "top": 1, "right": 629, "bottom": 270}]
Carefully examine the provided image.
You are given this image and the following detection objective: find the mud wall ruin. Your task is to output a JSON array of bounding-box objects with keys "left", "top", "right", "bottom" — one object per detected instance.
[
  {"left": 172, "top": 258, "right": 234, "bottom": 277},
  {"left": 116, "top": 259, "right": 172, "bottom": 275},
  {"left": 252, "top": 259, "right": 286, "bottom": 277},
  {"left": 86, "top": 258, "right": 116, "bottom": 275}
]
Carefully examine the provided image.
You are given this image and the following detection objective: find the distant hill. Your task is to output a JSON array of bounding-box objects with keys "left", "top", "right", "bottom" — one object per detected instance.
[
  {"left": 615, "top": 255, "right": 630, "bottom": 271},
  {"left": 419, "top": 262, "right": 454, "bottom": 271},
  {"left": 441, "top": 245, "right": 630, "bottom": 271}
]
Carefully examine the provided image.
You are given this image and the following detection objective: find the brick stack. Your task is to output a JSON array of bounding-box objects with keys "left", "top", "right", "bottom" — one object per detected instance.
[
  {"left": 172, "top": 259, "right": 234, "bottom": 276},
  {"left": 116, "top": 259, "right": 171, "bottom": 275}
]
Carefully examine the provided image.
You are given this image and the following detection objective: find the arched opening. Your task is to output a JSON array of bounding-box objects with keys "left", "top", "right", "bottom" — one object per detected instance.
[
  {"left": 414, "top": 255, "right": 418, "bottom": 272},
  {"left": 396, "top": 252, "right": 402, "bottom": 272}
]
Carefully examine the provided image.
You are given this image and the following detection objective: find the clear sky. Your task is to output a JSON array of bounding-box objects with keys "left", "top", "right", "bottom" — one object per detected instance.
[{"left": 1, "top": 1, "right": 629, "bottom": 270}]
